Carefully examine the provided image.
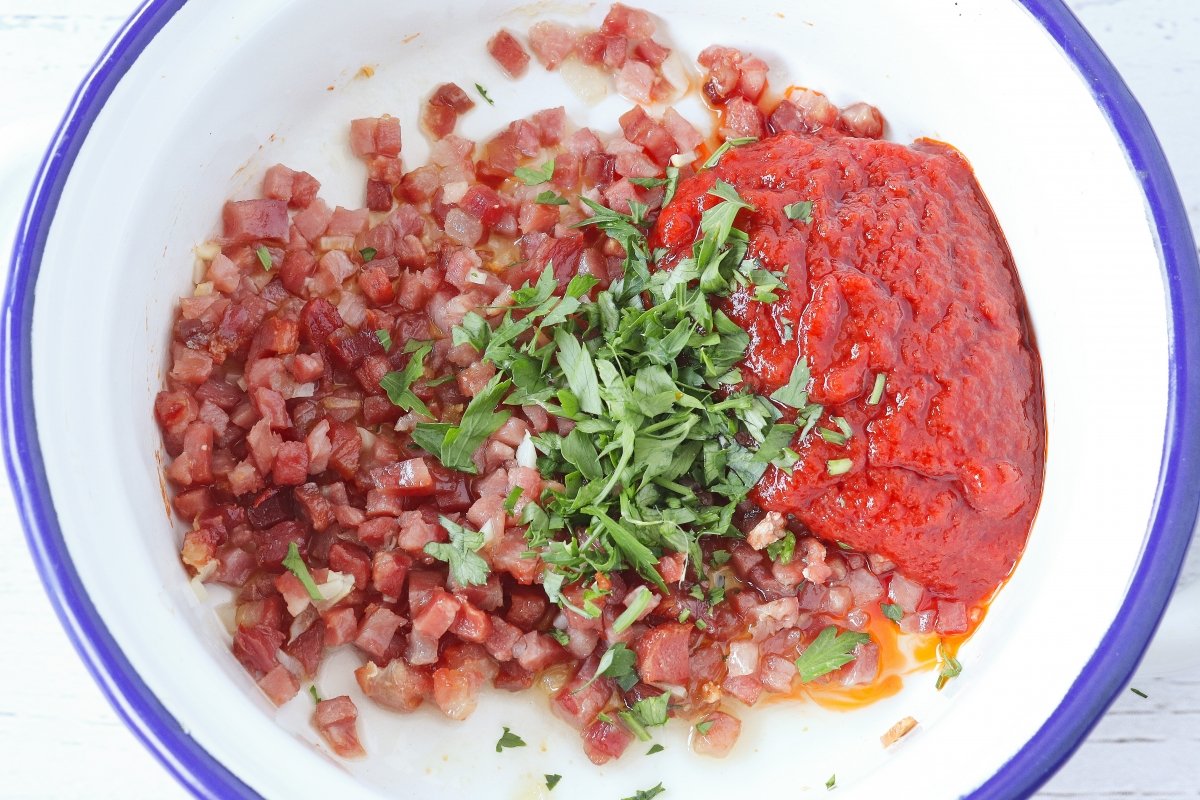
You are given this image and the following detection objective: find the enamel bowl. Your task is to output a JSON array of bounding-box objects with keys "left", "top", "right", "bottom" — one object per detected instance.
[{"left": 5, "top": 1, "right": 1199, "bottom": 798}]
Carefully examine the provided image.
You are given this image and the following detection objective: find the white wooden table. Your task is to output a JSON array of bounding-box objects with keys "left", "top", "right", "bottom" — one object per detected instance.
[{"left": 1, "top": 1, "right": 1198, "bottom": 797}]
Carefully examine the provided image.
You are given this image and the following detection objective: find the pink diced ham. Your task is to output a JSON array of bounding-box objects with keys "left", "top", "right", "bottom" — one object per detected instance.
[
  {"left": 222, "top": 199, "right": 288, "bottom": 245},
  {"left": 488, "top": 30, "right": 530, "bottom": 78},
  {"left": 314, "top": 696, "right": 366, "bottom": 758}
]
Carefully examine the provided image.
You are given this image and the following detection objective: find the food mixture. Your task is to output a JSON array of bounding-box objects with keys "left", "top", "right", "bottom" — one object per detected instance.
[{"left": 155, "top": 3, "right": 1044, "bottom": 767}]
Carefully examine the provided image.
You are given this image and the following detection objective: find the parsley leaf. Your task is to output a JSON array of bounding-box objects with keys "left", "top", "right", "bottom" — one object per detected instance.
[
  {"left": 695, "top": 719, "right": 715, "bottom": 735},
  {"left": 622, "top": 784, "right": 666, "bottom": 800},
  {"left": 412, "top": 373, "right": 511, "bottom": 473},
  {"left": 784, "top": 200, "right": 814, "bottom": 223},
  {"left": 580, "top": 643, "right": 638, "bottom": 692},
  {"left": 359, "top": 247, "right": 377, "bottom": 262},
  {"left": 701, "top": 136, "right": 757, "bottom": 169},
  {"left": 424, "top": 516, "right": 490, "bottom": 586},
  {"left": 545, "top": 774, "right": 562, "bottom": 791},
  {"left": 795, "top": 626, "right": 872, "bottom": 682},
  {"left": 826, "top": 774, "right": 836, "bottom": 790},
  {"left": 308, "top": 685, "right": 322, "bottom": 704},
  {"left": 535, "top": 190, "right": 568, "bottom": 205},
  {"left": 475, "top": 83, "right": 494, "bottom": 105},
  {"left": 495, "top": 727, "right": 526, "bottom": 752},
  {"left": 936, "top": 652, "right": 963, "bottom": 690},
  {"left": 766, "top": 531, "right": 796, "bottom": 564},
  {"left": 771, "top": 355, "right": 811, "bottom": 407},
  {"left": 880, "top": 602, "right": 903, "bottom": 623},
  {"left": 374, "top": 328, "right": 392, "bottom": 352},
  {"left": 256, "top": 245, "right": 272, "bottom": 271},
  {"left": 282, "top": 542, "right": 323, "bottom": 601},
  {"left": 629, "top": 176, "right": 667, "bottom": 188},
  {"left": 647, "top": 743, "right": 665, "bottom": 755},
  {"left": 379, "top": 344, "right": 432, "bottom": 416},
  {"left": 514, "top": 158, "right": 556, "bottom": 185}
]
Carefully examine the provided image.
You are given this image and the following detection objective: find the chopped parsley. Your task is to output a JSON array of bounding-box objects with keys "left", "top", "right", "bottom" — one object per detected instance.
[
  {"left": 794, "top": 626, "right": 871, "bottom": 682},
  {"left": 379, "top": 344, "right": 432, "bottom": 417},
  {"left": 359, "top": 247, "right": 377, "bottom": 262},
  {"left": 880, "top": 602, "right": 903, "bottom": 622},
  {"left": 783, "top": 200, "right": 814, "bottom": 223},
  {"left": 695, "top": 719, "right": 715, "bottom": 736},
  {"left": 1130, "top": 687, "right": 1148, "bottom": 699},
  {"left": 424, "top": 515, "right": 490, "bottom": 586},
  {"left": 256, "top": 245, "right": 272, "bottom": 271},
  {"left": 936, "top": 652, "right": 963, "bottom": 690},
  {"left": 701, "top": 136, "right": 757, "bottom": 169},
  {"left": 581, "top": 643, "right": 638, "bottom": 692},
  {"left": 374, "top": 328, "right": 392, "bottom": 352},
  {"left": 548, "top": 628, "right": 570, "bottom": 646},
  {"left": 868, "top": 372, "right": 887, "bottom": 405},
  {"left": 411, "top": 373, "right": 511, "bottom": 473},
  {"left": 766, "top": 531, "right": 796, "bottom": 564},
  {"left": 308, "top": 685, "right": 322, "bottom": 704},
  {"left": 711, "top": 549, "right": 731, "bottom": 566},
  {"left": 495, "top": 727, "right": 526, "bottom": 752},
  {"left": 622, "top": 785, "right": 666, "bottom": 800},
  {"left": 475, "top": 83, "right": 494, "bottom": 105},
  {"left": 545, "top": 774, "right": 562, "bottom": 791},
  {"left": 535, "top": 190, "right": 568, "bottom": 205},
  {"left": 646, "top": 743, "right": 665, "bottom": 755},
  {"left": 442, "top": 180, "right": 801, "bottom": 601},
  {"left": 503, "top": 486, "right": 523, "bottom": 513},
  {"left": 629, "top": 176, "right": 667, "bottom": 188},
  {"left": 826, "top": 774, "right": 836, "bottom": 790},
  {"left": 514, "top": 158, "right": 556, "bottom": 185},
  {"left": 612, "top": 586, "right": 655, "bottom": 633},
  {"left": 282, "top": 541, "right": 323, "bottom": 602},
  {"left": 826, "top": 458, "right": 853, "bottom": 476}
]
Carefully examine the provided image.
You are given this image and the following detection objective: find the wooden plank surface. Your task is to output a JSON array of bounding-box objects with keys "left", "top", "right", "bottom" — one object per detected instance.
[{"left": 0, "top": 1, "right": 1197, "bottom": 797}]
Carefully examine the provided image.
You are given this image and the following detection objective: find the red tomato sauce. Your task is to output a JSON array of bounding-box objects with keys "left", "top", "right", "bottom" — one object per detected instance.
[{"left": 653, "top": 131, "right": 1045, "bottom": 603}]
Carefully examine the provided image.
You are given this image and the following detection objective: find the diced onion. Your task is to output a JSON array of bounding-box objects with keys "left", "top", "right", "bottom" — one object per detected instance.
[
  {"left": 192, "top": 281, "right": 214, "bottom": 297},
  {"left": 466, "top": 266, "right": 489, "bottom": 285},
  {"left": 516, "top": 431, "right": 537, "bottom": 468},
  {"left": 726, "top": 640, "right": 760, "bottom": 678},
  {"left": 670, "top": 151, "right": 696, "bottom": 167},
  {"left": 315, "top": 571, "right": 355, "bottom": 611},
  {"left": 193, "top": 241, "right": 221, "bottom": 260},
  {"left": 189, "top": 574, "right": 209, "bottom": 601},
  {"left": 560, "top": 57, "right": 609, "bottom": 104},
  {"left": 291, "top": 382, "right": 316, "bottom": 399}
]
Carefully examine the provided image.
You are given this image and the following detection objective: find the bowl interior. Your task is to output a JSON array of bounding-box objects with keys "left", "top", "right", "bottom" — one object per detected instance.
[{"left": 28, "top": 0, "right": 1168, "bottom": 797}]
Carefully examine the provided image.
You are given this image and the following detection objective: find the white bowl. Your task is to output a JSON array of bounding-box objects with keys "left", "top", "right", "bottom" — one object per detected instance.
[{"left": 5, "top": 1, "right": 1200, "bottom": 798}]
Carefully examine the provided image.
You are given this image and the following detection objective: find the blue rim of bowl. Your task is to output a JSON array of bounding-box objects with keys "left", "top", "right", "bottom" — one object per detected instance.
[{"left": 3, "top": 1, "right": 1198, "bottom": 798}]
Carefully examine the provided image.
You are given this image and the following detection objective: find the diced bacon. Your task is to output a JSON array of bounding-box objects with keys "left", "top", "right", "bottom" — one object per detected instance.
[
  {"left": 552, "top": 659, "right": 613, "bottom": 729},
  {"left": 205, "top": 253, "right": 241, "bottom": 294},
  {"left": 285, "top": 616, "right": 326, "bottom": 678},
  {"left": 615, "top": 60, "right": 655, "bottom": 104},
  {"left": 736, "top": 56, "right": 769, "bottom": 102},
  {"left": 155, "top": 390, "right": 197, "bottom": 437},
  {"left": 258, "top": 664, "right": 300, "bottom": 706},
  {"left": 448, "top": 599, "right": 493, "bottom": 644},
  {"left": 633, "top": 38, "right": 670, "bottom": 67},
  {"left": 935, "top": 599, "right": 969, "bottom": 634},
  {"left": 431, "top": 666, "right": 484, "bottom": 720},
  {"left": 270, "top": 441, "right": 309, "bottom": 486},
  {"left": 602, "top": 177, "right": 640, "bottom": 215},
  {"left": 488, "top": 30, "right": 530, "bottom": 78},
  {"left": 889, "top": 573, "right": 925, "bottom": 614},
  {"left": 167, "top": 422, "right": 214, "bottom": 486},
  {"left": 291, "top": 171, "right": 321, "bottom": 208},
  {"left": 529, "top": 22, "right": 576, "bottom": 70},
  {"left": 170, "top": 348, "right": 213, "bottom": 386},
  {"left": 519, "top": 201, "right": 560, "bottom": 235},
  {"left": 396, "top": 512, "right": 441, "bottom": 552},
  {"left": 788, "top": 90, "right": 840, "bottom": 130},
  {"left": 619, "top": 106, "right": 677, "bottom": 166},
  {"left": 692, "top": 711, "right": 741, "bottom": 757},
  {"left": 293, "top": 198, "right": 334, "bottom": 243},
  {"left": 722, "top": 673, "right": 762, "bottom": 706},
  {"left": 721, "top": 96, "right": 764, "bottom": 140},
  {"left": 356, "top": 661, "right": 429, "bottom": 717},
  {"left": 262, "top": 164, "right": 297, "bottom": 204},
  {"left": 662, "top": 107, "right": 702, "bottom": 153},
  {"left": 581, "top": 717, "right": 635, "bottom": 765},
  {"left": 354, "top": 606, "right": 404, "bottom": 660},
  {"left": 222, "top": 199, "right": 288, "bottom": 245},
  {"left": 512, "top": 631, "right": 566, "bottom": 671},
  {"left": 634, "top": 622, "right": 690, "bottom": 684},
  {"left": 839, "top": 102, "right": 885, "bottom": 139},
  {"left": 314, "top": 696, "right": 366, "bottom": 758},
  {"left": 232, "top": 624, "right": 284, "bottom": 675},
  {"left": 484, "top": 615, "right": 523, "bottom": 662},
  {"left": 322, "top": 606, "right": 359, "bottom": 647},
  {"left": 602, "top": 3, "right": 656, "bottom": 38},
  {"left": 760, "top": 654, "right": 798, "bottom": 693},
  {"left": 413, "top": 589, "right": 462, "bottom": 639},
  {"left": 491, "top": 527, "right": 541, "bottom": 585},
  {"left": 274, "top": 570, "right": 312, "bottom": 617}
]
